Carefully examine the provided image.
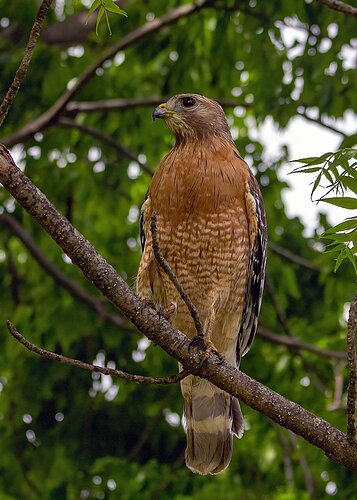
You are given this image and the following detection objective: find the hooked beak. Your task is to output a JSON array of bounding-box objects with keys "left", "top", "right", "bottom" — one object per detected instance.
[{"left": 152, "top": 103, "right": 167, "bottom": 120}]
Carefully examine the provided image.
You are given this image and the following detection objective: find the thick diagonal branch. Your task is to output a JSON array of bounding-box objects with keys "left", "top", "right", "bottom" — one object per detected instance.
[
  {"left": 7, "top": 321, "right": 188, "bottom": 385},
  {"left": 1, "top": 145, "right": 357, "bottom": 471},
  {"left": 5, "top": 212, "right": 345, "bottom": 361},
  {"left": 0, "top": 0, "right": 54, "bottom": 127},
  {"left": 347, "top": 290, "right": 357, "bottom": 444}
]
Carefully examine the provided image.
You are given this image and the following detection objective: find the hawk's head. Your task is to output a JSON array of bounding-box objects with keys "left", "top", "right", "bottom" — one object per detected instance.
[{"left": 153, "top": 94, "right": 231, "bottom": 140}]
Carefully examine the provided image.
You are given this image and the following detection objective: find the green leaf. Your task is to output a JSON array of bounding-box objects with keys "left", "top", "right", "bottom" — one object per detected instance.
[
  {"left": 96, "top": 5, "right": 105, "bottom": 34},
  {"left": 347, "top": 163, "right": 357, "bottom": 180},
  {"left": 339, "top": 157, "right": 350, "bottom": 170},
  {"left": 311, "top": 171, "right": 322, "bottom": 198},
  {"left": 339, "top": 134, "right": 357, "bottom": 149},
  {"left": 342, "top": 148, "right": 357, "bottom": 159},
  {"left": 292, "top": 152, "right": 333, "bottom": 166},
  {"left": 334, "top": 248, "right": 346, "bottom": 272},
  {"left": 340, "top": 176, "right": 357, "bottom": 194},
  {"left": 292, "top": 167, "right": 322, "bottom": 173},
  {"left": 103, "top": 0, "right": 127, "bottom": 16},
  {"left": 323, "top": 168, "right": 334, "bottom": 184},
  {"left": 328, "top": 161, "right": 340, "bottom": 181},
  {"left": 322, "top": 197, "right": 357, "bottom": 209},
  {"left": 323, "top": 243, "right": 346, "bottom": 253},
  {"left": 87, "top": 0, "right": 101, "bottom": 19},
  {"left": 322, "top": 232, "right": 356, "bottom": 242},
  {"left": 345, "top": 247, "right": 357, "bottom": 274},
  {"left": 104, "top": 9, "right": 112, "bottom": 36},
  {"left": 323, "top": 219, "right": 357, "bottom": 234}
]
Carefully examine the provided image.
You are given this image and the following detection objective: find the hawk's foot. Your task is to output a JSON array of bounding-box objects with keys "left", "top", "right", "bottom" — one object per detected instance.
[
  {"left": 188, "top": 333, "right": 206, "bottom": 352},
  {"left": 157, "top": 302, "right": 177, "bottom": 321},
  {"left": 188, "top": 335, "right": 224, "bottom": 364}
]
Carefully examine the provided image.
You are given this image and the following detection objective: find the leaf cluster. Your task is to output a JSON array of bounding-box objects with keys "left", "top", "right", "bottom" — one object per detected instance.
[
  {"left": 292, "top": 148, "right": 357, "bottom": 272},
  {"left": 87, "top": 0, "right": 127, "bottom": 35}
]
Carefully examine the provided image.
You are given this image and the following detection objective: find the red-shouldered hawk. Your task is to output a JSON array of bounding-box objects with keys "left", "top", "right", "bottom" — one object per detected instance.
[{"left": 137, "top": 94, "right": 267, "bottom": 475}]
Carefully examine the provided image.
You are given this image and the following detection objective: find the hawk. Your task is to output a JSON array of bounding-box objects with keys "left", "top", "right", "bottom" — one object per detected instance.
[{"left": 136, "top": 94, "right": 267, "bottom": 475}]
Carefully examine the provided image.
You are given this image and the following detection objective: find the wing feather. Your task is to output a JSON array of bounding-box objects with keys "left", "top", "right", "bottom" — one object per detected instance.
[
  {"left": 139, "top": 192, "right": 150, "bottom": 252},
  {"left": 236, "top": 174, "right": 267, "bottom": 362}
]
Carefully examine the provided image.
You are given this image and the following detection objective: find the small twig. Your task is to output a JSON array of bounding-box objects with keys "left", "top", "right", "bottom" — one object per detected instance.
[
  {"left": 347, "top": 290, "right": 357, "bottom": 444},
  {"left": 58, "top": 117, "right": 153, "bottom": 177},
  {"left": 6, "top": 321, "right": 189, "bottom": 385},
  {"left": 0, "top": 0, "right": 54, "bottom": 127},
  {"left": 150, "top": 213, "right": 204, "bottom": 337},
  {"left": 266, "top": 274, "right": 327, "bottom": 394},
  {"left": 4, "top": 240, "right": 21, "bottom": 306},
  {"left": 258, "top": 326, "right": 347, "bottom": 361},
  {"left": 269, "top": 242, "right": 321, "bottom": 273},
  {"left": 289, "top": 432, "right": 315, "bottom": 497},
  {"left": 317, "top": 0, "right": 357, "bottom": 18},
  {"left": 276, "top": 429, "right": 295, "bottom": 489},
  {"left": 66, "top": 97, "right": 248, "bottom": 114},
  {"left": 151, "top": 450, "right": 185, "bottom": 497},
  {"left": 127, "top": 388, "right": 176, "bottom": 461},
  {"left": 297, "top": 108, "right": 348, "bottom": 138}
]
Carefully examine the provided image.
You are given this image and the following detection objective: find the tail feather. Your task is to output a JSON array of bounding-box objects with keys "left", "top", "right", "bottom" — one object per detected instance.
[
  {"left": 231, "top": 397, "right": 244, "bottom": 438},
  {"left": 182, "top": 376, "right": 244, "bottom": 475}
]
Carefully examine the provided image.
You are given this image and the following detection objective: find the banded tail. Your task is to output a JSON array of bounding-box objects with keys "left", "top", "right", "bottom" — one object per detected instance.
[{"left": 181, "top": 376, "right": 244, "bottom": 475}]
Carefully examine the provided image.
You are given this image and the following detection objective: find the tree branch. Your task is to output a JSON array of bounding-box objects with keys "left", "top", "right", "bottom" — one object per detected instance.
[
  {"left": 0, "top": 0, "right": 54, "bottom": 127},
  {"left": 277, "top": 430, "right": 295, "bottom": 490},
  {"left": 257, "top": 326, "right": 347, "bottom": 361},
  {"left": 347, "top": 289, "right": 357, "bottom": 444},
  {"left": 65, "top": 97, "right": 247, "bottom": 114},
  {"left": 3, "top": 213, "right": 346, "bottom": 360},
  {"left": 297, "top": 108, "right": 348, "bottom": 138},
  {"left": 58, "top": 117, "right": 153, "bottom": 177},
  {"left": 4, "top": 239, "right": 21, "bottom": 306},
  {"left": 317, "top": 0, "right": 357, "bottom": 17},
  {"left": 211, "top": 2, "right": 270, "bottom": 23},
  {"left": 41, "top": 10, "right": 97, "bottom": 46},
  {"left": 265, "top": 274, "right": 327, "bottom": 394},
  {"left": 66, "top": 97, "right": 171, "bottom": 113},
  {"left": 1, "top": 145, "right": 357, "bottom": 470},
  {"left": 1, "top": 0, "right": 213, "bottom": 147},
  {"left": 7, "top": 321, "right": 188, "bottom": 385},
  {"left": 289, "top": 432, "right": 315, "bottom": 497},
  {"left": 127, "top": 389, "right": 177, "bottom": 461},
  {"left": 0, "top": 213, "right": 129, "bottom": 328},
  {"left": 269, "top": 242, "right": 321, "bottom": 273},
  {"left": 2, "top": 95, "right": 247, "bottom": 148}
]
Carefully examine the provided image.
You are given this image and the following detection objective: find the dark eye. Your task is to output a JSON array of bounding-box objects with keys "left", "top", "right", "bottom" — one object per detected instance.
[{"left": 181, "top": 96, "right": 196, "bottom": 107}]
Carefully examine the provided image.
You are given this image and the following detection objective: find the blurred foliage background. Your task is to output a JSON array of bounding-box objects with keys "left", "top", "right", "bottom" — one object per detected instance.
[{"left": 0, "top": 0, "right": 356, "bottom": 498}]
